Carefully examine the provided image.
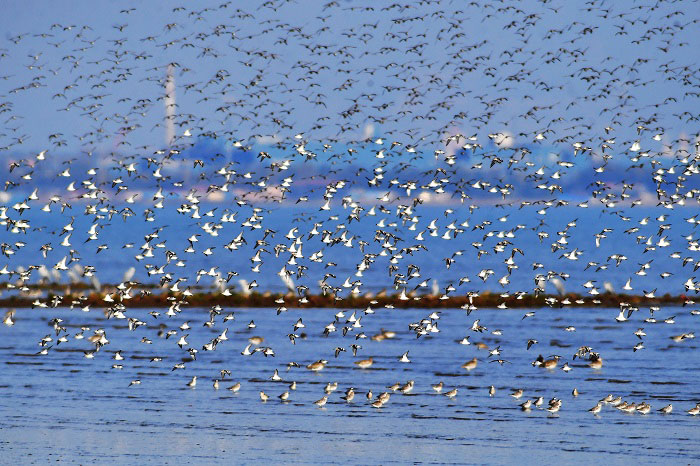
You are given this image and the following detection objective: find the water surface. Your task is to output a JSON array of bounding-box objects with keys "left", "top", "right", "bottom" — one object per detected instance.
[{"left": 1, "top": 304, "right": 699, "bottom": 464}]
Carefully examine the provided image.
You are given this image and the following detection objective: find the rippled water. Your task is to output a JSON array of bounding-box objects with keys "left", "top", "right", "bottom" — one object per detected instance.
[{"left": 2, "top": 305, "right": 699, "bottom": 464}]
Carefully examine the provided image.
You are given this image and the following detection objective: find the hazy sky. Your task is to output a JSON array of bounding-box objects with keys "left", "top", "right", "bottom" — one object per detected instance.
[{"left": 1, "top": 0, "right": 697, "bottom": 157}]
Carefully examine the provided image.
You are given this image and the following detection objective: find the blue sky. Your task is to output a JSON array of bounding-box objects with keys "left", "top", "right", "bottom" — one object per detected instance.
[{"left": 1, "top": 0, "right": 697, "bottom": 161}]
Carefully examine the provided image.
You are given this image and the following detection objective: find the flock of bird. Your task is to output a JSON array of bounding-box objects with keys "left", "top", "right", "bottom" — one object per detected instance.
[{"left": 1, "top": 0, "right": 699, "bottom": 418}]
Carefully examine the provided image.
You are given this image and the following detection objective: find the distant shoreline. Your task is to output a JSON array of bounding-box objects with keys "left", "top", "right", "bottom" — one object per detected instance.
[{"left": 0, "top": 283, "right": 693, "bottom": 309}]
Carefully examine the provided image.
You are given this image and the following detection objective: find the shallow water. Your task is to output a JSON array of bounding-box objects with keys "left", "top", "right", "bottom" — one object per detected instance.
[{"left": 1, "top": 304, "right": 699, "bottom": 464}]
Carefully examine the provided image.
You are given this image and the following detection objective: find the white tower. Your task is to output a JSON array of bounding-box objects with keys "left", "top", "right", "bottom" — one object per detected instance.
[{"left": 164, "top": 64, "right": 176, "bottom": 146}]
